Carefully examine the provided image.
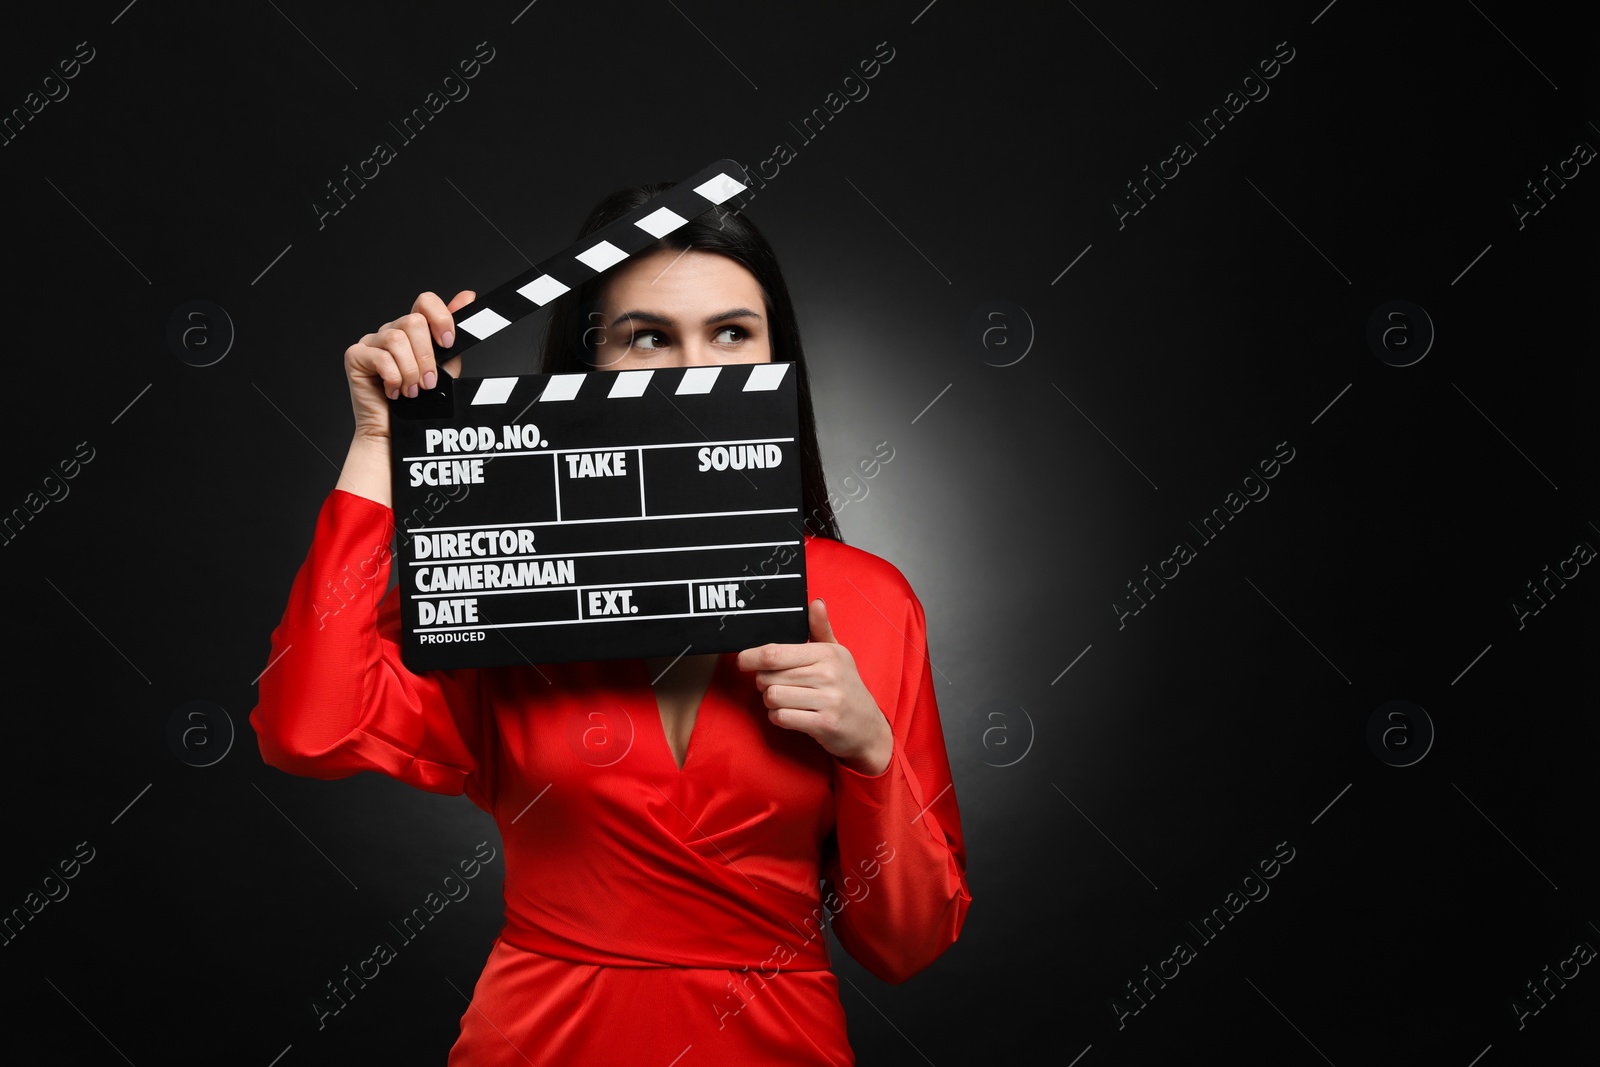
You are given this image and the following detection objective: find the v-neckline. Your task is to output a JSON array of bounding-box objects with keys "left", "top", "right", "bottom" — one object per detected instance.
[{"left": 636, "top": 652, "right": 728, "bottom": 774}]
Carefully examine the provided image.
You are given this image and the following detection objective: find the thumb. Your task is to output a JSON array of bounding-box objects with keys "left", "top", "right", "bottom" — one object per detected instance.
[
  {"left": 441, "top": 290, "right": 477, "bottom": 379},
  {"left": 808, "top": 598, "right": 837, "bottom": 643}
]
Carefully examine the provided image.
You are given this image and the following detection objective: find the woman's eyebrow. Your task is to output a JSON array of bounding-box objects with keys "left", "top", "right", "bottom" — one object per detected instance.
[{"left": 609, "top": 308, "right": 764, "bottom": 328}]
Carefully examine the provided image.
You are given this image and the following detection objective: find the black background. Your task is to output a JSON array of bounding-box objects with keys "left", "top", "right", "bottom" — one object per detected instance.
[{"left": 2, "top": 1, "right": 1595, "bottom": 1064}]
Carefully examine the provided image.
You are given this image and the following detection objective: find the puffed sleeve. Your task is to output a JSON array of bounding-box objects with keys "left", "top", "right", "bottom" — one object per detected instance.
[
  {"left": 249, "top": 489, "right": 494, "bottom": 811},
  {"left": 823, "top": 583, "right": 971, "bottom": 984}
]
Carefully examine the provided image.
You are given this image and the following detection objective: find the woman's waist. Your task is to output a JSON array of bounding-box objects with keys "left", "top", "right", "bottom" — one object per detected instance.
[
  {"left": 496, "top": 922, "right": 833, "bottom": 972},
  {"left": 497, "top": 886, "right": 835, "bottom": 971}
]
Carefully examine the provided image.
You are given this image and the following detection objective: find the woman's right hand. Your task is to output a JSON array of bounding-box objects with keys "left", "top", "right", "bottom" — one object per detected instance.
[{"left": 344, "top": 289, "right": 477, "bottom": 442}]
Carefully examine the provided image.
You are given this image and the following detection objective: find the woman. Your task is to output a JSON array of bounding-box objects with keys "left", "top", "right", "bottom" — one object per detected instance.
[{"left": 250, "top": 180, "right": 971, "bottom": 1065}]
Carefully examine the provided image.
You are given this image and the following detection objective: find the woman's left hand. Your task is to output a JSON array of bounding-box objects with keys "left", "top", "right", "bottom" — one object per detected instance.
[{"left": 737, "top": 599, "right": 893, "bottom": 776}]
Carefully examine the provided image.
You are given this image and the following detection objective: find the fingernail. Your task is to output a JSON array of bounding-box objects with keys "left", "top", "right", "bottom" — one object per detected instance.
[
  {"left": 422, "top": 370, "right": 437, "bottom": 390},
  {"left": 406, "top": 383, "right": 419, "bottom": 398},
  {"left": 388, "top": 387, "right": 399, "bottom": 400},
  {"left": 441, "top": 330, "right": 454, "bottom": 348}
]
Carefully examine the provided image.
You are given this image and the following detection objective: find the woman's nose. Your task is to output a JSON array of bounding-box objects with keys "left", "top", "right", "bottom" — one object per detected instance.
[{"left": 676, "top": 340, "right": 720, "bottom": 367}]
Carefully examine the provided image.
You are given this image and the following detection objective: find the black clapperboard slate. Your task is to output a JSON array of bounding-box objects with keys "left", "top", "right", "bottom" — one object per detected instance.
[{"left": 387, "top": 161, "right": 809, "bottom": 670}]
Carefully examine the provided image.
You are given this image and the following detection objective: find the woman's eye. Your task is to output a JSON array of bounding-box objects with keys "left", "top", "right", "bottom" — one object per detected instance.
[
  {"left": 713, "top": 326, "right": 745, "bottom": 344},
  {"left": 628, "top": 330, "right": 666, "bottom": 352}
]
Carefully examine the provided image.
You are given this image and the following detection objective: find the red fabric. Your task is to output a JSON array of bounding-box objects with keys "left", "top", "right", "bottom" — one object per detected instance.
[{"left": 251, "top": 489, "right": 971, "bottom": 1064}]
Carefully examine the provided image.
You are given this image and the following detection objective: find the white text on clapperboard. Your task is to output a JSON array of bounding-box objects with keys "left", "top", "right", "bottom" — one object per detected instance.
[{"left": 407, "top": 422, "right": 785, "bottom": 635}]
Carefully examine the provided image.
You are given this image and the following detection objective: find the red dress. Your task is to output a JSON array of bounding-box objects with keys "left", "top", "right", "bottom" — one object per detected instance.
[{"left": 250, "top": 489, "right": 971, "bottom": 1065}]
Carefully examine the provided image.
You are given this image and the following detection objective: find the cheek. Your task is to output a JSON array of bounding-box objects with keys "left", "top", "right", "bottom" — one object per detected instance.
[
  {"left": 588, "top": 329, "right": 629, "bottom": 369},
  {"left": 729, "top": 332, "right": 773, "bottom": 364}
]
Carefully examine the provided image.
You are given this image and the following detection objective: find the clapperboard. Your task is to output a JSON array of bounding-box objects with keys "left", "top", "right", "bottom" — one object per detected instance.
[{"left": 387, "top": 160, "right": 809, "bottom": 670}]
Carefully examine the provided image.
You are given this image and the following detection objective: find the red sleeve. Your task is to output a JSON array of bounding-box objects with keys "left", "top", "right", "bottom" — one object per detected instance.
[
  {"left": 823, "top": 585, "right": 971, "bottom": 984},
  {"left": 248, "top": 489, "right": 493, "bottom": 810}
]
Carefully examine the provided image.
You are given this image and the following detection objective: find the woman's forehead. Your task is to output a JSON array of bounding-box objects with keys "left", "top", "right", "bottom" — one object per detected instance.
[{"left": 598, "top": 249, "right": 765, "bottom": 316}]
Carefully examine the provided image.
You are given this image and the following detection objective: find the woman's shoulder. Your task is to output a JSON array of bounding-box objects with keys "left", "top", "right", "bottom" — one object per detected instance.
[{"left": 803, "top": 533, "right": 921, "bottom": 607}]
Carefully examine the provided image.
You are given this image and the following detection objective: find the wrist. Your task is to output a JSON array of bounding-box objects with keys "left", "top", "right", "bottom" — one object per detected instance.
[
  {"left": 335, "top": 434, "right": 393, "bottom": 508},
  {"left": 837, "top": 720, "right": 893, "bottom": 777}
]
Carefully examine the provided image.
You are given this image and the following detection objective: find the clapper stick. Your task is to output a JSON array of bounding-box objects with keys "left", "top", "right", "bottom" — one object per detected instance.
[{"left": 390, "top": 159, "right": 751, "bottom": 422}]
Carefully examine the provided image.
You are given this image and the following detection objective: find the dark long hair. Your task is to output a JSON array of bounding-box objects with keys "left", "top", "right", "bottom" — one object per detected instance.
[{"left": 540, "top": 183, "right": 842, "bottom": 544}]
